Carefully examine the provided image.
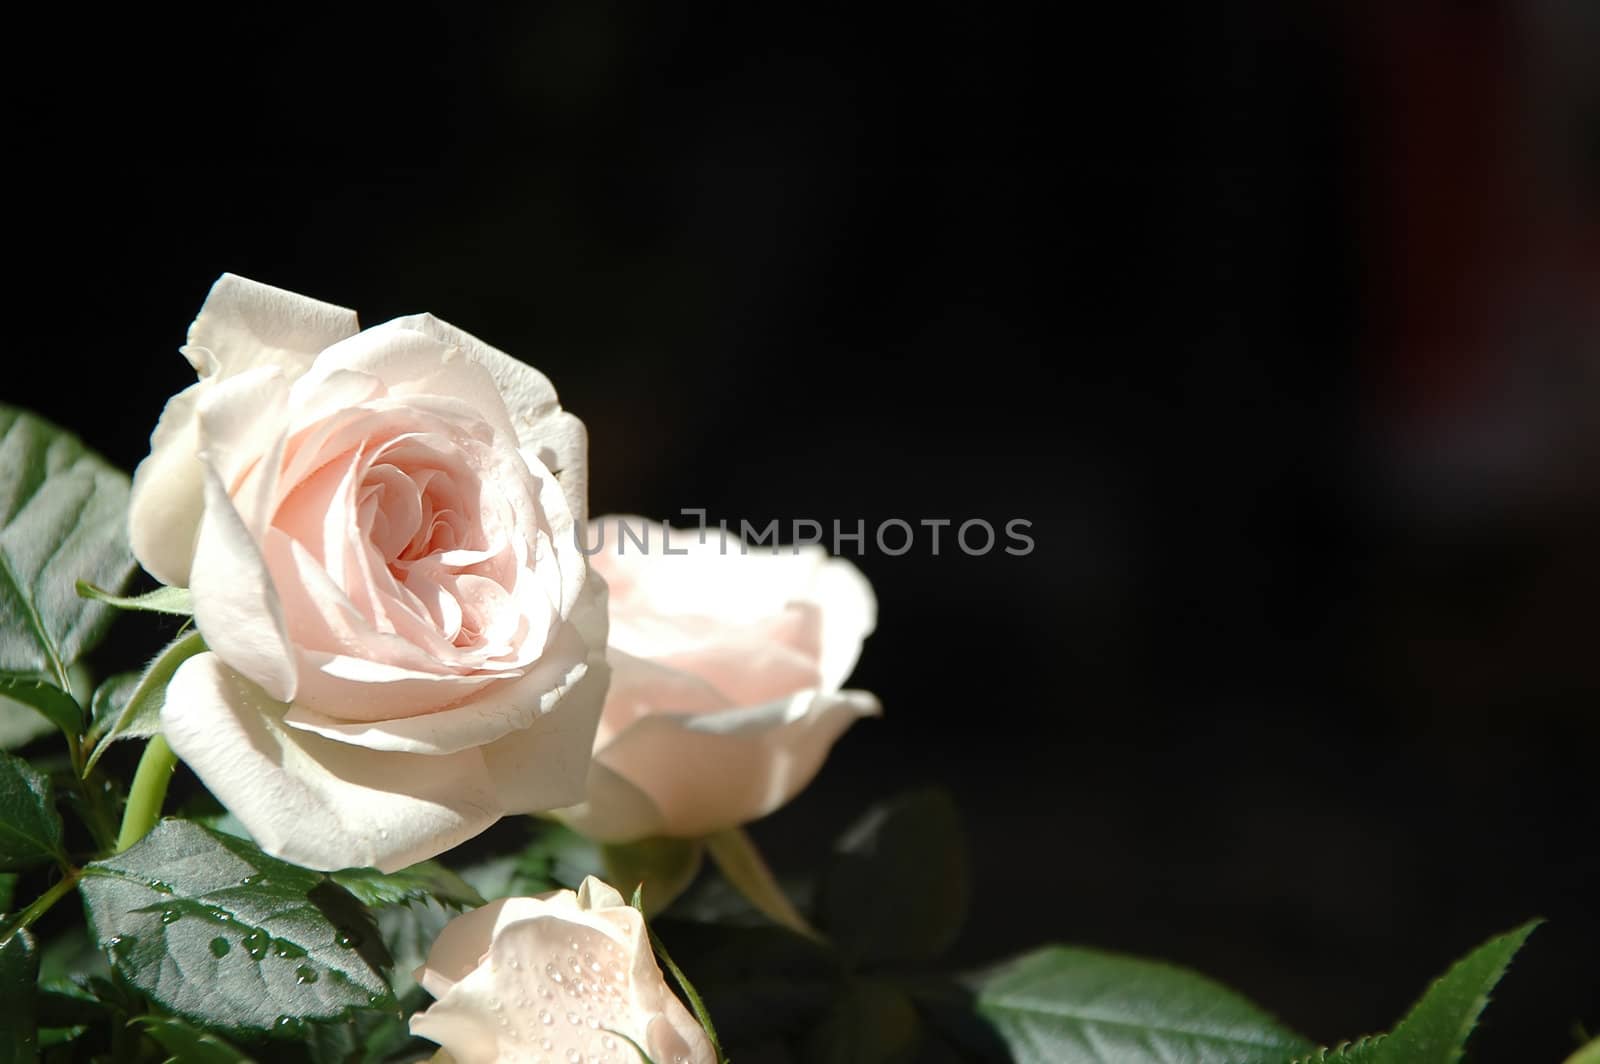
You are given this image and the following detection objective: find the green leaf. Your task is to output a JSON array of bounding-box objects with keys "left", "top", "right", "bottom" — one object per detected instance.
[
  {"left": 0, "top": 404, "right": 136, "bottom": 684},
  {"left": 807, "top": 977, "right": 922, "bottom": 1064},
  {"left": 0, "top": 752, "right": 65, "bottom": 871},
  {"left": 35, "top": 987, "right": 109, "bottom": 1030},
  {"left": 0, "top": 702, "right": 54, "bottom": 752},
  {"left": 649, "top": 919, "right": 843, "bottom": 1050},
  {"left": 601, "top": 836, "right": 703, "bottom": 916},
  {"left": 134, "top": 1016, "right": 257, "bottom": 1064},
  {"left": 972, "top": 945, "right": 1313, "bottom": 1064},
  {"left": 638, "top": 909, "right": 728, "bottom": 1064},
  {"left": 818, "top": 787, "right": 969, "bottom": 965},
  {"left": 0, "top": 928, "right": 38, "bottom": 1064},
  {"left": 373, "top": 898, "right": 453, "bottom": 999},
  {"left": 1566, "top": 1037, "right": 1600, "bottom": 1064},
  {"left": 84, "top": 630, "right": 206, "bottom": 774},
  {"left": 509, "top": 819, "right": 603, "bottom": 894},
  {"left": 1294, "top": 1036, "right": 1387, "bottom": 1063},
  {"left": 329, "top": 861, "right": 485, "bottom": 911},
  {"left": 1371, "top": 920, "right": 1540, "bottom": 1064},
  {"left": 0, "top": 676, "right": 81, "bottom": 747},
  {"left": 302, "top": 985, "right": 433, "bottom": 1064},
  {"left": 79, "top": 819, "right": 395, "bottom": 1037},
  {"left": 76, "top": 581, "right": 192, "bottom": 616}
]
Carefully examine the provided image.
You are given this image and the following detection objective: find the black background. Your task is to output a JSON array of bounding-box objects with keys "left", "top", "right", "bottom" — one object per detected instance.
[{"left": 10, "top": 3, "right": 1599, "bottom": 1059}]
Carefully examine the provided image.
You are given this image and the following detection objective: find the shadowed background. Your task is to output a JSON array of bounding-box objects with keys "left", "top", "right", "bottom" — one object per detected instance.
[{"left": 10, "top": 2, "right": 1598, "bottom": 1059}]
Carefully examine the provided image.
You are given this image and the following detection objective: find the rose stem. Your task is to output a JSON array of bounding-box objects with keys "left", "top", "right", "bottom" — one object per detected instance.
[
  {"left": 116, "top": 734, "right": 178, "bottom": 852},
  {"left": 704, "top": 827, "right": 818, "bottom": 939},
  {"left": 0, "top": 868, "right": 81, "bottom": 940}
]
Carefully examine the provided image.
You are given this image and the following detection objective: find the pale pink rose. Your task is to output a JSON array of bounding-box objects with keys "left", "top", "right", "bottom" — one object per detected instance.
[
  {"left": 559, "top": 516, "right": 879, "bottom": 841},
  {"left": 411, "top": 876, "right": 716, "bottom": 1064},
  {"left": 128, "top": 274, "right": 607, "bottom": 872}
]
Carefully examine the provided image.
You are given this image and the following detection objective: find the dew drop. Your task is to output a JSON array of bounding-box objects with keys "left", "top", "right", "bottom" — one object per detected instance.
[
  {"left": 545, "top": 963, "right": 563, "bottom": 984},
  {"left": 209, "top": 937, "right": 231, "bottom": 958},
  {"left": 567, "top": 1011, "right": 580, "bottom": 1025},
  {"left": 273, "top": 1016, "right": 304, "bottom": 1035},
  {"left": 273, "top": 940, "right": 307, "bottom": 959},
  {"left": 159, "top": 909, "right": 181, "bottom": 925},
  {"left": 538, "top": 1010, "right": 553, "bottom": 1026},
  {"left": 241, "top": 874, "right": 266, "bottom": 887},
  {"left": 566, "top": 1051, "right": 581, "bottom": 1064},
  {"left": 542, "top": 1039, "right": 554, "bottom": 1051},
  {"left": 335, "top": 929, "right": 362, "bottom": 949},
  {"left": 149, "top": 879, "right": 174, "bottom": 894},
  {"left": 602, "top": 1036, "right": 617, "bottom": 1051},
  {"left": 294, "top": 965, "right": 319, "bottom": 985},
  {"left": 242, "top": 930, "right": 269, "bottom": 960},
  {"left": 586, "top": 1017, "right": 600, "bottom": 1029}
]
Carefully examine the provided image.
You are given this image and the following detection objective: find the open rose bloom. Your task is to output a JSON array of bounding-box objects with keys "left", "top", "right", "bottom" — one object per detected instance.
[
  {"left": 560, "top": 517, "right": 879, "bottom": 841},
  {"left": 411, "top": 877, "right": 716, "bottom": 1064},
  {"left": 129, "top": 275, "right": 607, "bottom": 872}
]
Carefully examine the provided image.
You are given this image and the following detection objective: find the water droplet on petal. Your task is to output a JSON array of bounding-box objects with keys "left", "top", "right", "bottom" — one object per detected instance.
[
  {"left": 294, "top": 965, "right": 319, "bottom": 985},
  {"left": 209, "top": 937, "right": 230, "bottom": 958},
  {"left": 159, "top": 909, "right": 180, "bottom": 924}
]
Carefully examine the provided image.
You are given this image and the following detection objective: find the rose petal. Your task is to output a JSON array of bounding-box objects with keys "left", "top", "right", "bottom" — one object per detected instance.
[
  {"left": 410, "top": 881, "right": 713, "bottom": 1064},
  {"left": 809, "top": 554, "right": 878, "bottom": 693},
  {"left": 556, "top": 762, "right": 668, "bottom": 842},
  {"left": 190, "top": 469, "right": 298, "bottom": 703},
  {"left": 480, "top": 654, "right": 607, "bottom": 812},
  {"left": 482, "top": 574, "right": 610, "bottom": 811},
  {"left": 390, "top": 312, "right": 589, "bottom": 526},
  {"left": 161, "top": 653, "right": 504, "bottom": 872},
  {"left": 592, "top": 649, "right": 734, "bottom": 747},
  {"left": 282, "top": 619, "right": 590, "bottom": 753},
  {"left": 128, "top": 275, "right": 360, "bottom": 587},
  {"left": 188, "top": 274, "right": 360, "bottom": 379},
  {"left": 580, "top": 689, "right": 881, "bottom": 841},
  {"left": 300, "top": 323, "right": 522, "bottom": 444},
  {"left": 194, "top": 364, "right": 292, "bottom": 533}
]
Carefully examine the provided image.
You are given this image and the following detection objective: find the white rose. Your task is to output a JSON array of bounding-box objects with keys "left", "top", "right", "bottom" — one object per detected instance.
[
  {"left": 411, "top": 876, "right": 716, "bottom": 1064},
  {"left": 128, "top": 274, "right": 606, "bottom": 872},
  {"left": 560, "top": 517, "right": 878, "bottom": 841}
]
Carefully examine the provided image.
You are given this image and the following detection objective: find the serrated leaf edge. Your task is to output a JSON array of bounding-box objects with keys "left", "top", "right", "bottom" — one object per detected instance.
[{"left": 1293, "top": 1034, "right": 1388, "bottom": 1062}]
